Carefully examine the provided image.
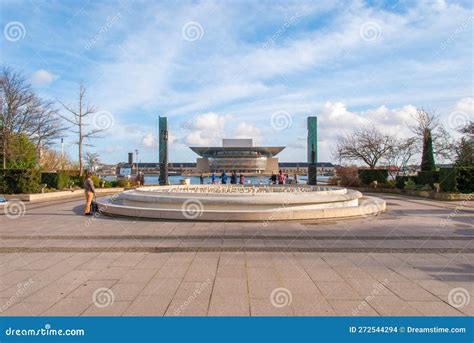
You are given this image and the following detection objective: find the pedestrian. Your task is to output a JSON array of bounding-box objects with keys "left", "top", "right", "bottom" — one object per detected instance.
[
  {"left": 294, "top": 173, "right": 298, "bottom": 184},
  {"left": 211, "top": 172, "right": 216, "bottom": 184},
  {"left": 278, "top": 170, "right": 285, "bottom": 185},
  {"left": 230, "top": 171, "right": 237, "bottom": 184},
  {"left": 239, "top": 173, "right": 245, "bottom": 185},
  {"left": 221, "top": 171, "right": 228, "bottom": 184},
  {"left": 270, "top": 171, "right": 277, "bottom": 185},
  {"left": 200, "top": 173, "right": 204, "bottom": 185},
  {"left": 83, "top": 170, "right": 96, "bottom": 216}
]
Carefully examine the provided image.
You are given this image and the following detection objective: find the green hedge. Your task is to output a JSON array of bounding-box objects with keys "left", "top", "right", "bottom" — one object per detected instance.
[
  {"left": 439, "top": 167, "right": 474, "bottom": 193},
  {"left": 41, "top": 172, "right": 70, "bottom": 190},
  {"left": 395, "top": 176, "right": 417, "bottom": 189},
  {"left": 458, "top": 167, "right": 474, "bottom": 193},
  {"left": 0, "top": 169, "right": 41, "bottom": 194},
  {"left": 358, "top": 169, "right": 388, "bottom": 185},
  {"left": 416, "top": 170, "right": 439, "bottom": 186}
]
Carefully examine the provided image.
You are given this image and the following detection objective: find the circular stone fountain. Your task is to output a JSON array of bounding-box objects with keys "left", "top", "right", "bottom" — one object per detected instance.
[{"left": 97, "top": 185, "right": 385, "bottom": 221}]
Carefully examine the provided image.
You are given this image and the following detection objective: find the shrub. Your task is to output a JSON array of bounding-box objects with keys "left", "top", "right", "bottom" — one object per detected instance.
[
  {"left": 439, "top": 167, "right": 474, "bottom": 193},
  {"left": 0, "top": 169, "right": 41, "bottom": 194},
  {"left": 41, "top": 172, "right": 70, "bottom": 190},
  {"left": 404, "top": 178, "right": 417, "bottom": 190},
  {"left": 335, "top": 167, "right": 360, "bottom": 187},
  {"left": 457, "top": 167, "right": 474, "bottom": 193},
  {"left": 395, "top": 176, "right": 417, "bottom": 189},
  {"left": 358, "top": 169, "right": 388, "bottom": 185},
  {"left": 416, "top": 170, "right": 439, "bottom": 186},
  {"left": 116, "top": 178, "right": 131, "bottom": 188}
]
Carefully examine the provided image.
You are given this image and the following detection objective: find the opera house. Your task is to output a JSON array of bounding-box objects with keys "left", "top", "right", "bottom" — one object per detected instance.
[{"left": 190, "top": 139, "right": 284, "bottom": 174}]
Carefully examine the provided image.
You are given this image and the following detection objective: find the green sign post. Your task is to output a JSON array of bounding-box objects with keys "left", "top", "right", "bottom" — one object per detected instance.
[
  {"left": 159, "top": 116, "right": 168, "bottom": 185},
  {"left": 307, "top": 116, "right": 318, "bottom": 185}
]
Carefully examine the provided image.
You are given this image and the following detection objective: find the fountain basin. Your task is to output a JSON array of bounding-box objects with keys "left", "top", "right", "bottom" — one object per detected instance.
[{"left": 96, "top": 185, "right": 385, "bottom": 221}]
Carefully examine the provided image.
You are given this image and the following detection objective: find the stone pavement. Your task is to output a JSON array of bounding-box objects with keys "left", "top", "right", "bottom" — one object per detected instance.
[{"left": 0, "top": 193, "right": 472, "bottom": 316}]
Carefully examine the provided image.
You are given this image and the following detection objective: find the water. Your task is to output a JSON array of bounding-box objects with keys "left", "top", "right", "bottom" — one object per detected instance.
[{"left": 103, "top": 175, "right": 330, "bottom": 185}]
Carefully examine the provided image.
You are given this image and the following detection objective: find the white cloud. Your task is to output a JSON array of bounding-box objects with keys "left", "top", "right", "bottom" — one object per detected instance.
[
  {"left": 183, "top": 112, "right": 231, "bottom": 146},
  {"left": 31, "top": 69, "right": 57, "bottom": 85},
  {"left": 233, "top": 122, "right": 262, "bottom": 144},
  {"left": 142, "top": 132, "right": 157, "bottom": 148}
]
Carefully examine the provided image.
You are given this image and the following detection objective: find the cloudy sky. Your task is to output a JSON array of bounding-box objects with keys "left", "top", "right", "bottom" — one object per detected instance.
[{"left": 1, "top": 0, "right": 473, "bottom": 164}]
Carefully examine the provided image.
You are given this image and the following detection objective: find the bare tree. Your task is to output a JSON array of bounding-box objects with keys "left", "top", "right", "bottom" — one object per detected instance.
[
  {"left": 409, "top": 108, "right": 453, "bottom": 160},
  {"left": 0, "top": 66, "right": 63, "bottom": 167},
  {"left": 58, "top": 84, "right": 104, "bottom": 175},
  {"left": 334, "top": 126, "right": 396, "bottom": 169},
  {"left": 384, "top": 137, "right": 417, "bottom": 178},
  {"left": 84, "top": 152, "right": 100, "bottom": 171}
]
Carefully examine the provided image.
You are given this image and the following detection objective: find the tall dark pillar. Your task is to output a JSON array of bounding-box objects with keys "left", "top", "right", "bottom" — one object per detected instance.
[
  {"left": 307, "top": 116, "right": 318, "bottom": 185},
  {"left": 159, "top": 116, "right": 169, "bottom": 185}
]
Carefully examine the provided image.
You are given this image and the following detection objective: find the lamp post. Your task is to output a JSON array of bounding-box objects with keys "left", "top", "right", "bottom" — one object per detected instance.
[{"left": 135, "top": 149, "right": 139, "bottom": 174}]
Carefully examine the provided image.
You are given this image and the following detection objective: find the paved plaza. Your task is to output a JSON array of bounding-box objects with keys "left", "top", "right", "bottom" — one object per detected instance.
[{"left": 0, "top": 193, "right": 472, "bottom": 316}]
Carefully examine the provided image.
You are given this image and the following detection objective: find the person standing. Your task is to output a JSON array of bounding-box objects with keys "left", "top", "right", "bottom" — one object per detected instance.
[
  {"left": 278, "top": 170, "right": 285, "bottom": 185},
  {"left": 239, "top": 173, "right": 245, "bottom": 185},
  {"left": 230, "top": 171, "right": 237, "bottom": 184},
  {"left": 294, "top": 173, "right": 298, "bottom": 184},
  {"left": 221, "top": 171, "right": 228, "bottom": 184},
  {"left": 200, "top": 173, "right": 204, "bottom": 185},
  {"left": 270, "top": 171, "right": 277, "bottom": 185},
  {"left": 83, "top": 171, "right": 96, "bottom": 216},
  {"left": 211, "top": 172, "right": 216, "bottom": 184}
]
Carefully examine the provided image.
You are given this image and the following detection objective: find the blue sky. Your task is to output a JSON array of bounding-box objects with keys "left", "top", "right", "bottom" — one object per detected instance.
[{"left": 1, "top": 0, "right": 473, "bottom": 164}]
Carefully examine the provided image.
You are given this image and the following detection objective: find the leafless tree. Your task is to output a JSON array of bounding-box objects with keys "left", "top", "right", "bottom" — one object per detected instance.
[
  {"left": 409, "top": 108, "right": 454, "bottom": 160},
  {"left": 58, "top": 84, "right": 105, "bottom": 175},
  {"left": 0, "top": 66, "right": 63, "bottom": 167},
  {"left": 84, "top": 152, "right": 100, "bottom": 171},
  {"left": 383, "top": 137, "right": 417, "bottom": 178},
  {"left": 333, "top": 126, "right": 396, "bottom": 169}
]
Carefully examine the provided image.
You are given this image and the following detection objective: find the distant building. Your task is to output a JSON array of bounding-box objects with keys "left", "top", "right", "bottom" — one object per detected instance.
[{"left": 190, "top": 139, "right": 284, "bottom": 174}]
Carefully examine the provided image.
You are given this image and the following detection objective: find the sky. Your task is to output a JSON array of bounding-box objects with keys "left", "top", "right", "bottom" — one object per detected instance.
[{"left": 1, "top": 0, "right": 473, "bottom": 164}]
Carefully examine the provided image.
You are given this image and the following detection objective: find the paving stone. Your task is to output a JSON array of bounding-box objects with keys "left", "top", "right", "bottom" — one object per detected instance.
[{"left": 209, "top": 295, "right": 249, "bottom": 316}]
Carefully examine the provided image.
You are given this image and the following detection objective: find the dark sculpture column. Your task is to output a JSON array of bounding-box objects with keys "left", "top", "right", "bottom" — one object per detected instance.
[
  {"left": 159, "top": 116, "right": 169, "bottom": 185},
  {"left": 307, "top": 116, "right": 318, "bottom": 185}
]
